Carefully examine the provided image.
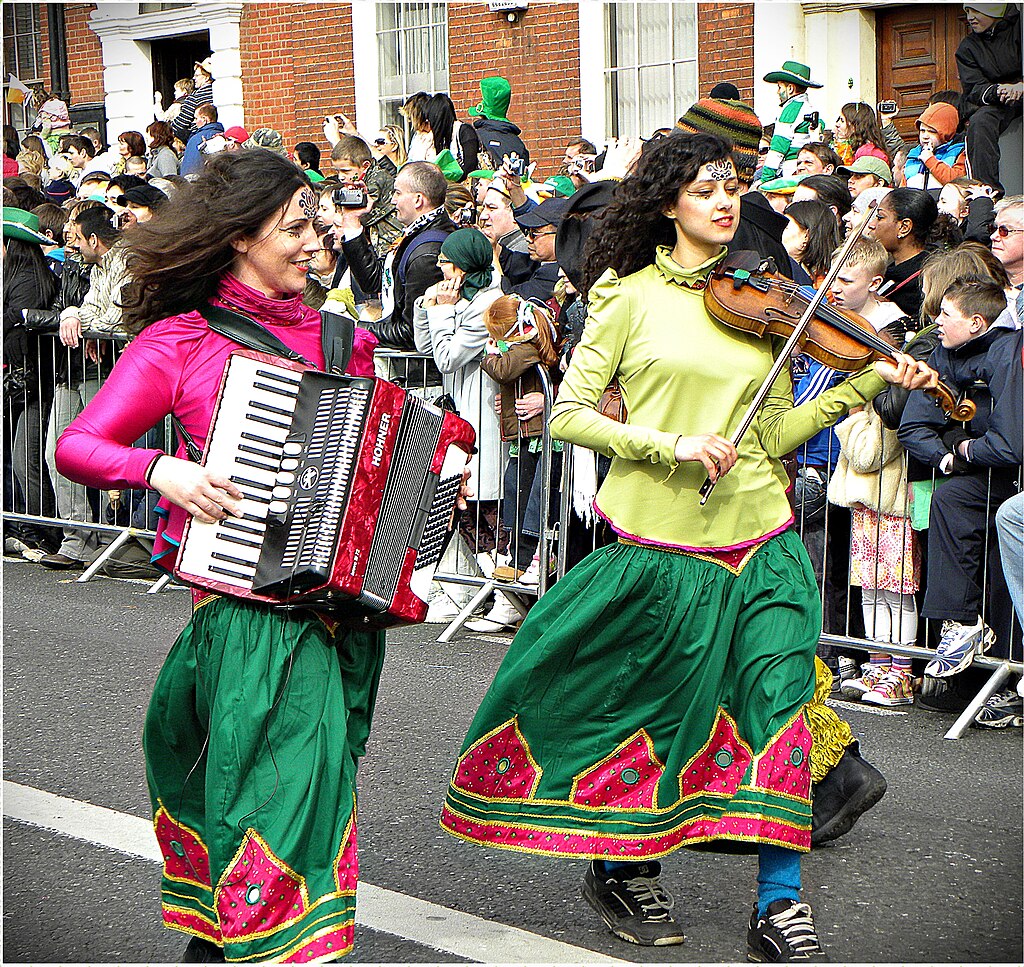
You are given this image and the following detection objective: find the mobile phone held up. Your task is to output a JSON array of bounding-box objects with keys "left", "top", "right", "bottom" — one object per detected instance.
[{"left": 333, "top": 186, "right": 369, "bottom": 209}]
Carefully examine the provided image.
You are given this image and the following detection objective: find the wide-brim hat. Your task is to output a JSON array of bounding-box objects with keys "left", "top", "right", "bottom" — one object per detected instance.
[
  {"left": 3, "top": 206, "right": 52, "bottom": 244},
  {"left": 554, "top": 180, "right": 619, "bottom": 290},
  {"left": 762, "top": 60, "right": 822, "bottom": 89}
]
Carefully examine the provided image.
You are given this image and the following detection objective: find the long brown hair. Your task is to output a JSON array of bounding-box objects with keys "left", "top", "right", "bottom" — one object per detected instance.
[
  {"left": 840, "top": 102, "right": 887, "bottom": 159},
  {"left": 120, "top": 149, "right": 310, "bottom": 332},
  {"left": 484, "top": 295, "right": 559, "bottom": 367},
  {"left": 146, "top": 121, "right": 174, "bottom": 151}
]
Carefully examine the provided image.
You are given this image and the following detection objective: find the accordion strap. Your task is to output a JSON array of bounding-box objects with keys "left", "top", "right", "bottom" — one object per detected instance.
[{"left": 198, "top": 303, "right": 312, "bottom": 365}]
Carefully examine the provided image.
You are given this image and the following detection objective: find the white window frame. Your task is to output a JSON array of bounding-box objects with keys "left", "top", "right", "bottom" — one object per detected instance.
[
  {"left": 579, "top": 2, "right": 699, "bottom": 144},
  {"left": 3, "top": 3, "right": 44, "bottom": 136},
  {"left": 359, "top": 2, "right": 449, "bottom": 136}
]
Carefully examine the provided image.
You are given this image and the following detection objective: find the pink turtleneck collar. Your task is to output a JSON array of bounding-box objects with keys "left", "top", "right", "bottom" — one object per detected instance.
[{"left": 212, "top": 272, "right": 311, "bottom": 327}]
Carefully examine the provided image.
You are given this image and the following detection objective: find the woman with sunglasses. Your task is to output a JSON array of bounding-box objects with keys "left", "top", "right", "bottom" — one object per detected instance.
[
  {"left": 441, "top": 132, "right": 935, "bottom": 961},
  {"left": 372, "top": 123, "right": 407, "bottom": 173}
]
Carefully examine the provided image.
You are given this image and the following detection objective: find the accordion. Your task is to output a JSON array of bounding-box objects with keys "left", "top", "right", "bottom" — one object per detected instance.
[{"left": 175, "top": 350, "right": 475, "bottom": 626}]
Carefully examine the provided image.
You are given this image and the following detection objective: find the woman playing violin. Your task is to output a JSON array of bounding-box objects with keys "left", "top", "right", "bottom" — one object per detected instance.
[{"left": 440, "top": 133, "right": 935, "bottom": 961}]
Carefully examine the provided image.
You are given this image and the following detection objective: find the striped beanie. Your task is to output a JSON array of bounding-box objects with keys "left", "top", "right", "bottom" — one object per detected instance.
[{"left": 676, "top": 98, "right": 763, "bottom": 183}]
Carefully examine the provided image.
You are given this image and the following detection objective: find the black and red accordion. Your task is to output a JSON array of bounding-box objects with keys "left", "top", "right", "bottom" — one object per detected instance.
[{"left": 175, "top": 350, "right": 475, "bottom": 626}]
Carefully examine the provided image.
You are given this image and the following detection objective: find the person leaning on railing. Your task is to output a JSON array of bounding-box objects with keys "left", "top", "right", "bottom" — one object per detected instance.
[{"left": 898, "top": 275, "right": 1023, "bottom": 679}]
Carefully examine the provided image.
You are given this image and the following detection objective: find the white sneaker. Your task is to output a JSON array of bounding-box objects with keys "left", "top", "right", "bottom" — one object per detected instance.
[
  {"left": 520, "top": 554, "right": 542, "bottom": 586},
  {"left": 424, "top": 596, "right": 463, "bottom": 624},
  {"left": 475, "top": 552, "right": 497, "bottom": 578},
  {"left": 466, "top": 594, "right": 522, "bottom": 632}
]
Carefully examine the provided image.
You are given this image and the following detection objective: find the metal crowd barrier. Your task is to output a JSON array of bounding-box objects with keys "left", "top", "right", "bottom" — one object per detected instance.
[{"left": 6, "top": 333, "right": 1022, "bottom": 741}]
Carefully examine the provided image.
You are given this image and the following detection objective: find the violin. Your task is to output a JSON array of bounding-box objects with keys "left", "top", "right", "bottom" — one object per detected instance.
[{"left": 702, "top": 252, "right": 976, "bottom": 422}]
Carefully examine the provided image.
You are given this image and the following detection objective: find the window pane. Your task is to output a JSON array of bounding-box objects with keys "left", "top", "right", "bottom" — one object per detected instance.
[
  {"left": 673, "top": 60, "right": 697, "bottom": 117},
  {"left": 607, "top": 2, "right": 635, "bottom": 69},
  {"left": 637, "top": 3, "right": 670, "bottom": 64},
  {"left": 609, "top": 69, "right": 637, "bottom": 140},
  {"left": 638, "top": 64, "right": 672, "bottom": 136},
  {"left": 379, "top": 30, "right": 400, "bottom": 86},
  {"left": 17, "top": 33, "right": 36, "bottom": 77},
  {"left": 672, "top": 2, "right": 696, "bottom": 61},
  {"left": 377, "top": 3, "right": 399, "bottom": 32}
]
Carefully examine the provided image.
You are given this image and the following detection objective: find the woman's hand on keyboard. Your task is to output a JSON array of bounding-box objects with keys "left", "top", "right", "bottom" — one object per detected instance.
[{"left": 149, "top": 456, "right": 245, "bottom": 523}]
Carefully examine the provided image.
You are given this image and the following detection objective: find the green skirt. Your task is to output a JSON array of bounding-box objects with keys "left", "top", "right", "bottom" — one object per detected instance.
[
  {"left": 442, "top": 531, "right": 819, "bottom": 859},
  {"left": 144, "top": 595, "right": 385, "bottom": 963}
]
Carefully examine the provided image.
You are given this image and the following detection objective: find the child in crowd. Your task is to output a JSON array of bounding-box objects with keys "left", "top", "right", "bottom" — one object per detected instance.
[
  {"left": 903, "top": 103, "right": 967, "bottom": 190},
  {"left": 831, "top": 101, "right": 889, "bottom": 166},
  {"left": 153, "top": 77, "right": 195, "bottom": 130},
  {"left": 828, "top": 239, "right": 921, "bottom": 705},
  {"left": 937, "top": 176, "right": 998, "bottom": 243},
  {"left": 475, "top": 294, "right": 560, "bottom": 624},
  {"left": 899, "top": 276, "right": 1023, "bottom": 678}
]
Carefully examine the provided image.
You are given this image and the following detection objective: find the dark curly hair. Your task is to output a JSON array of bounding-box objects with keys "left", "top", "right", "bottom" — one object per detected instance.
[
  {"left": 120, "top": 149, "right": 310, "bottom": 332},
  {"left": 580, "top": 132, "right": 734, "bottom": 295}
]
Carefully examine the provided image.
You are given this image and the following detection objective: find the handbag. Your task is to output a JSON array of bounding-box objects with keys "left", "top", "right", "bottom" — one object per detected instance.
[
  {"left": 597, "top": 378, "right": 626, "bottom": 423},
  {"left": 3, "top": 363, "right": 35, "bottom": 402}
]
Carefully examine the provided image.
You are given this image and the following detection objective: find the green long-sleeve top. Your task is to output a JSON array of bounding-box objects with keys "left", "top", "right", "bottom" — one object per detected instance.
[{"left": 549, "top": 246, "right": 887, "bottom": 551}]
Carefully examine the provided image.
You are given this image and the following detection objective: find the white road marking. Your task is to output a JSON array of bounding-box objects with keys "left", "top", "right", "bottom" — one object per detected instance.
[
  {"left": 3, "top": 780, "right": 625, "bottom": 964},
  {"left": 827, "top": 699, "right": 909, "bottom": 717}
]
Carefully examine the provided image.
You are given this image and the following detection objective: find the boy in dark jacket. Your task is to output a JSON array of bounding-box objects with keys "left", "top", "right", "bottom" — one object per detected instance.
[
  {"left": 957, "top": 3, "right": 1023, "bottom": 195},
  {"left": 469, "top": 76, "right": 530, "bottom": 170},
  {"left": 899, "top": 275, "right": 1023, "bottom": 674}
]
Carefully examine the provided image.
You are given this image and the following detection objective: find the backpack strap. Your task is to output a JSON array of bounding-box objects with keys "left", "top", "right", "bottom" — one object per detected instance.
[{"left": 396, "top": 228, "right": 451, "bottom": 285}]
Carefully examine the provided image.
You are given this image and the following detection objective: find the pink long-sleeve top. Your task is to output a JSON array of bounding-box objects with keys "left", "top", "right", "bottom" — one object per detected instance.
[{"left": 55, "top": 273, "right": 377, "bottom": 565}]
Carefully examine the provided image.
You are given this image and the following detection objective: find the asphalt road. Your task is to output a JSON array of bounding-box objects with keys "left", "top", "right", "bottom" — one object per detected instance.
[{"left": 3, "top": 557, "right": 1022, "bottom": 964}]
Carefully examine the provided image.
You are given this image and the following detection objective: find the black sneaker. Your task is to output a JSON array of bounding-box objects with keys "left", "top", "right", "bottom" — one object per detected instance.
[
  {"left": 811, "top": 743, "right": 887, "bottom": 846},
  {"left": 581, "top": 860, "right": 685, "bottom": 946},
  {"left": 747, "top": 899, "right": 828, "bottom": 961},
  {"left": 181, "top": 936, "right": 224, "bottom": 962}
]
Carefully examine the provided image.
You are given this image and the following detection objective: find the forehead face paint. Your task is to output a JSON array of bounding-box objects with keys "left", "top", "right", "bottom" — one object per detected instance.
[
  {"left": 299, "top": 187, "right": 317, "bottom": 220},
  {"left": 704, "top": 159, "right": 735, "bottom": 181}
]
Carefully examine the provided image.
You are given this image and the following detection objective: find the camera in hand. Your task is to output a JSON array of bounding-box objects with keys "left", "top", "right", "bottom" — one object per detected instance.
[
  {"left": 505, "top": 154, "right": 526, "bottom": 177},
  {"left": 332, "top": 186, "right": 369, "bottom": 208},
  {"left": 877, "top": 99, "right": 898, "bottom": 115}
]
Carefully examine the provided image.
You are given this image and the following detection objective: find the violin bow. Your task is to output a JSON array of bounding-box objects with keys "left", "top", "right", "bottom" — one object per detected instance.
[{"left": 698, "top": 199, "right": 880, "bottom": 505}]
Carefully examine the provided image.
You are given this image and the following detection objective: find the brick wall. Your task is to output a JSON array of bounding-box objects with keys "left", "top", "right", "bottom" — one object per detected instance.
[
  {"left": 697, "top": 2, "right": 755, "bottom": 105},
  {"left": 447, "top": 3, "right": 581, "bottom": 177},
  {"left": 239, "top": 3, "right": 355, "bottom": 153},
  {"left": 64, "top": 4, "right": 104, "bottom": 105}
]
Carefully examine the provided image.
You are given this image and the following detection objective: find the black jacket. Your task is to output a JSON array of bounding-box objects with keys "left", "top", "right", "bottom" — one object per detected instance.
[
  {"left": 3, "top": 260, "right": 60, "bottom": 391},
  {"left": 342, "top": 211, "right": 457, "bottom": 349},
  {"left": 473, "top": 118, "right": 529, "bottom": 169},
  {"left": 898, "top": 314, "right": 1022, "bottom": 472},
  {"left": 23, "top": 255, "right": 94, "bottom": 384},
  {"left": 500, "top": 259, "right": 559, "bottom": 303},
  {"left": 956, "top": 6, "right": 1023, "bottom": 116}
]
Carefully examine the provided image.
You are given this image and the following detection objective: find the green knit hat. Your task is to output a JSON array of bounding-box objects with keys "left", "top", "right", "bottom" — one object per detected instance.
[
  {"left": 468, "top": 76, "right": 512, "bottom": 122},
  {"left": 676, "top": 98, "right": 763, "bottom": 183}
]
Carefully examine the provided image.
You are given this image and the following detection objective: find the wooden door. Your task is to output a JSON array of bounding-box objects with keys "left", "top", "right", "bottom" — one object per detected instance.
[{"left": 876, "top": 4, "right": 970, "bottom": 139}]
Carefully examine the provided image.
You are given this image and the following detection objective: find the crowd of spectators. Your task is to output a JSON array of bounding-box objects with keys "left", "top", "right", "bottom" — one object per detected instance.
[{"left": 3, "top": 1, "right": 1022, "bottom": 726}]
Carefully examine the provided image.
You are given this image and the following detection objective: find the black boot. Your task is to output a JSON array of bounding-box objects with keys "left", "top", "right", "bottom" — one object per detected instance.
[
  {"left": 811, "top": 742, "right": 887, "bottom": 847},
  {"left": 181, "top": 936, "right": 225, "bottom": 963}
]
